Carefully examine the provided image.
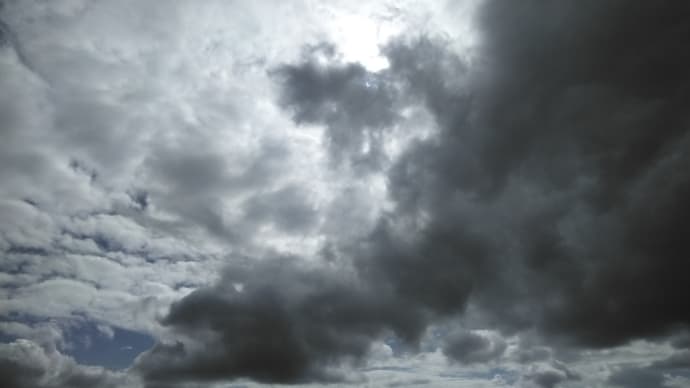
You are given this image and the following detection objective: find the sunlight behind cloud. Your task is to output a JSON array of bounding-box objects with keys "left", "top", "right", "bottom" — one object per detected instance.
[{"left": 332, "top": 12, "right": 393, "bottom": 72}]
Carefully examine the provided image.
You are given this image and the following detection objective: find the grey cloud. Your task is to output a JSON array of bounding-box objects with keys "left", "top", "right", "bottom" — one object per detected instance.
[
  {"left": 0, "top": 339, "right": 130, "bottom": 388},
  {"left": 608, "top": 352, "right": 690, "bottom": 388},
  {"left": 472, "top": 1, "right": 690, "bottom": 202},
  {"left": 516, "top": 349, "right": 552, "bottom": 364},
  {"left": 53, "top": 92, "right": 140, "bottom": 173},
  {"left": 241, "top": 185, "right": 318, "bottom": 233},
  {"left": 386, "top": 378, "right": 430, "bottom": 387},
  {"left": 522, "top": 361, "right": 580, "bottom": 388},
  {"left": 143, "top": 139, "right": 293, "bottom": 241},
  {"left": 275, "top": 45, "right": 400, "bottom": 169},
  {"left": 671, "top": 333, "right": 690, "bottom": 350},
  {"left": 651, "top": 351, "right": 690, "bottom": 370},
  {"left": 608, "top": 367, "right": 667, "bottom": 388},
  {"left": 442, "top": 331, "right": 506, "bottom": 364},
  {"left": 357, "top": 216, "right": 491, "bottom": 318},
  {"left": 0, "top": 321, "right": 64, "bottom": 352},
  {"left": 479, "top": 0, "right": 690, "bottom": 347},
  {"left": 144, "top": 150, "right": 232, "bottom": 239},
  {"left": 135, "top": 257, "right": 424, "bottom": 385},
  {"left": 368, "top": 0, "right": 690, "bottom": 349},
  {"left": 530, "top": 371, "right": 564, "bottom": 388},
  {"left": 528, "top": 371, "right": 573, "bottom": 388}
]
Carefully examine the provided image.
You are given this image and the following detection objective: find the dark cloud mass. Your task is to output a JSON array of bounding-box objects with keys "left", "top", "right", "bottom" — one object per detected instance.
[
  {"left": 442, "top": 331, "right": 506, "bottom": 364},
  {"left": 4, "top": 0, "right": 690, "bottom": 387},
  {"left": 467, "top": 0, "right": 690, "bottom": 347},
  {"left": 137, "top": 0, "right": 690, "bottom": 385},
  {"left": 370, "top": 0, "right": 690, "bottom": 349},
  {"left": 275, "top": 45, "right": 400, "bottom": 169},
  {"left": 136, "top": 258, "right": 422, "bottom": 385}
]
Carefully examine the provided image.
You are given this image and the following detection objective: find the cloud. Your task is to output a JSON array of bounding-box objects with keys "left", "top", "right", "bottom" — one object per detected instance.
[
  {"left": 135, "top": 257, "right": 424, "bottom": 385},
  {"left": 605, "top": 351, "right": 690, "bottom": 388},
  {"left": 274, "top": 44, "right": 400, "bottom": 169},
  {"left": 362, "top": 0, "right": 690, "bottom": 348},
  {"left": 0, "top": 0, "right": 349, "bottom": 346},
  {"left": 0, "top": 339, "right": 131, "bottom": 388},
  {"left": 608, "top": 366, "right": 667, "bottom": 388},
  {"left": 442, "top": 331, "right": 506, "bottom": 364},
  {"left": 3, "top": 0, "right": 690, "bottom": 387},
  {"left": 240, "top": 184, "right": 318, "bottom": 233}
]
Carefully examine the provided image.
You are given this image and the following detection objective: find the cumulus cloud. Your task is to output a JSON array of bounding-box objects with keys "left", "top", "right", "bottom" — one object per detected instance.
[
  {"left": 0, "top": 339, "right": 131, "bottom": 388},
  {"left": 275, "top": 44, "right": 400, "bottom": 169},
  {"left": 134, "top": 257, "right": 423, "bottom": 385}
]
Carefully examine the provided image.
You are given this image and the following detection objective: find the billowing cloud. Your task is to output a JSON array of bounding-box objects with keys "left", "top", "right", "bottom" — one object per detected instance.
[{"left": 275, "top": 44, "right": 400, "bottom": 169}]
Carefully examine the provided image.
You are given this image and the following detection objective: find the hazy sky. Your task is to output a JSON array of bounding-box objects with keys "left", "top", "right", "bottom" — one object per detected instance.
[{"left": 2, "top": 1, "right": 690, "bottom": 387}]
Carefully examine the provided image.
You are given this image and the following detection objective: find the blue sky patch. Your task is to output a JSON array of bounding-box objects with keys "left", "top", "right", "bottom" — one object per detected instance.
[{"left": 62, "top": 320, "right": 155, "bottom": 370}]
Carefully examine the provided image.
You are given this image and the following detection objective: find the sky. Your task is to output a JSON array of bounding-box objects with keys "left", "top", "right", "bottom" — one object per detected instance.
[{"left": 1, "top": 1, "right": 690, "bottom": 387}]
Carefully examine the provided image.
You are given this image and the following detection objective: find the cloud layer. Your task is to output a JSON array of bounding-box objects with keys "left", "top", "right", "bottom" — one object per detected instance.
[{"left": 2, "top": 1, "right": 690, "bottom": 387}]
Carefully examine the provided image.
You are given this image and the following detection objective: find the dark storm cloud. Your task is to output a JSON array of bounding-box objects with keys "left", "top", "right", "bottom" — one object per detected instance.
[
  {"left": 471, "top": 1, "right": 690, "bottom": 201},
  {"left": 373, "top": 0, "right": 690, "bottom": 348},
  {"left": 468, "top": 0, "right": 690, "bottom": 347},
  {"left": 135, "top": 257, "right": 424, "bottom": 386},
  {"left": 356, "top": 218, "right": 491, "bottom": 317},
  {"left": 442, "top": 331, "right": 506, "bottom": 364},
  {"left": 274, "top": 45, "right": 400, "bottom": 168},
  {"left": 138, "top": 0, "right": 690, "bottom": 385}
]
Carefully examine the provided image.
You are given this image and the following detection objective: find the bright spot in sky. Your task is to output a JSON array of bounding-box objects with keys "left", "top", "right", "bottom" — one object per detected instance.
[{"left": 330, "top": 12, "right": 395, "bottom": 72}]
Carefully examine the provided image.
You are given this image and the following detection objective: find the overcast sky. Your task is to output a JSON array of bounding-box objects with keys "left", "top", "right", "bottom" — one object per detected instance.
[{"left": 2, "top": 1, "right": 690, "bottom": 387}]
